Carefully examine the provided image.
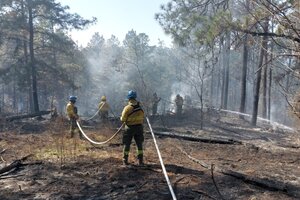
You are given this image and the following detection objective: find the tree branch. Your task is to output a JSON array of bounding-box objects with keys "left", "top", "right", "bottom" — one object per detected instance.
[{"left": 236, "top": 29, "right": 300, "bottom": 43}]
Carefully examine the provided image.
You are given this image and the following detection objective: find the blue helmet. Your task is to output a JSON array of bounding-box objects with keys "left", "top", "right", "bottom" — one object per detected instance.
[
  {"left": 69, "top": 96, "right": 77, "bottom": 102},
  {"left": 127, "top": 90, "right": 137, "bottom": 99}
]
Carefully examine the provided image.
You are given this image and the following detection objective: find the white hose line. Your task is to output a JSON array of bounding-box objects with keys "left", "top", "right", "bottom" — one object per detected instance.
[
  {"left": 192, "top": 106, "right": 295, "bottom": 131},
  {"left": 77, "top": 121, "right": 125, "bottom": 145},
  {"left": 85, "top": 109, "right": 100, "bottom": 121},
  {"left": 85, "top": 103, "right": 105, "bottom": 121},
  {"left": 146, "top": 117, "right": 177, "bottom": 200},
  {"left": 218, "top": 108, "right": 295, "bottom": 131}
]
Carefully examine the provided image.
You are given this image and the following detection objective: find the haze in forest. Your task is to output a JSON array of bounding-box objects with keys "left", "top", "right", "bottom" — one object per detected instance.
[
  {"left": 0, "top": 0, "right": 299, "bottom": 128},
  {"left": 1, "top": 2, "right": 300, "bottom": 199}
]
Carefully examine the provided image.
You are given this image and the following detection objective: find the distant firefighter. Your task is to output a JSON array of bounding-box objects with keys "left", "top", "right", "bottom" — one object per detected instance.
[
  {"left": 50, "top": 98, "right": 58, "bottom": 120},
  {"left": 50, "top": 106, "right": 58, "bottom": 120},
  {"left": 66, "top": 96, "right": 82, "bottom": 139},
  {"left": 98, "top": 95, "right": 110, "bottom": 122},
  {"left": 152, "top": 92, "right": 161, "bottom": 115},
  {"left": 175, "top": 94, "right": 184, "bottom": 116}
]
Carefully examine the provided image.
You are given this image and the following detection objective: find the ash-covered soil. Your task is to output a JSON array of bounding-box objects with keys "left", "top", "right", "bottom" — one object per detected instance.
[{"left": 0, "top": 110, "right": 299, "bottom": 200}]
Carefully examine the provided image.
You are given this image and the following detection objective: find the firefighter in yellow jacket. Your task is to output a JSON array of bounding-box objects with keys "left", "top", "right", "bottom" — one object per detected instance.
[
  {"left": 66, "top": 96, "right": 82, "bottom": 138},
  {"left": 152, "top": 92, "right": 161, "bottom": 115},
  {"left": 120, "top": 90, "right": 144, "bottom": 166},
  {"left": 98, "top": 96, "right": 110, "bottom": 122}
]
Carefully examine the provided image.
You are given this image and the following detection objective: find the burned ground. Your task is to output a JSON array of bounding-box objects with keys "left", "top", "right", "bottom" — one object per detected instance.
[{"left": 0, "top": 110, "right": 300, "bottom": 200}]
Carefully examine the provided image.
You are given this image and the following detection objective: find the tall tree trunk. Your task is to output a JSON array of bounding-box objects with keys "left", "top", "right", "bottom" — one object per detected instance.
[
  {"left": 240, "top": 0, "right": 249, "bottom": 116},
  {"left": 199, "top": 59, "right": 204, "bottom": 130},
  {"left": 268, "top": 64, "right": 272, "bottom": 120},
  {"left": 262, "top": 48, "right": 268, "bottom": 118},
  {"left": 267, "top": 20, "right": 274, "bottom": 120},
  {"left": 210, "top": 49, "right": 216, "bottom": 107},
  {"left": 1, "top": 84, "right": 3, "bottom": 113},
  {"left": 194, "top": 85, "right": 204, "bottom": 129},
  {"left": 22, "top": 0, "right": 33, "bottom": 113},
  {"left": 13, "top": 74, "right": 17, "bottom": 112},
  {"left": 221, "top": 37, "right": 225, "bottom": 108},
  {"left": 251, "top": 22, "right": 268, "bottom": 126},
  {"left": 210, "top": 67, "right": 215, "bottom": 106},
  {"left": 28, "top": 1, "right": 39, "bottom": 113},
  {"left": 217, "top": 60, "right": 221, "bottom": 107},
  {"left": 222, "top": 31, "right": 230, "bottom": 109},
  {"left": 24, "top": 40, "right": 33, "bottom": 113},
  {"left": 240, "top": 34, "right": 249, "bottom": 115},
  {"left": 285, "top": 70, "right": 291, "bottom": 124}
]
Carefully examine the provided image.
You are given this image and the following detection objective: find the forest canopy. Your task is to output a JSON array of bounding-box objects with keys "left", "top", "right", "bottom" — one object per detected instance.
[{"left": 0, "top": 0, "right": 299, "bottom": 127}]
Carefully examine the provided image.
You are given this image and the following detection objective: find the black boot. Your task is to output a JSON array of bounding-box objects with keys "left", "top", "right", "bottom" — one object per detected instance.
[
  {"left": 70, "top": 131, "right": 74, "bottom": 138},
  {"left": 79, "top": 132, "right": 84, "bottom": 140},
  {"left": 137, "top": 154, "right": 144, "bottom": 166},
  {"left": 123, "top": 155, "right": 129, "bottom": 165}
]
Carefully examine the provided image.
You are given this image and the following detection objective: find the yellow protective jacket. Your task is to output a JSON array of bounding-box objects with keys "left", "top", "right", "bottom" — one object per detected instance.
[
  {"left": 120, "top": 99, "right": 144, "bottom": 125},
  {"left": 98, "top": 101, "right": 110, "bottom": 112},
  {"left": 66, "top": 102, "right": 78, "bottom": 119}
]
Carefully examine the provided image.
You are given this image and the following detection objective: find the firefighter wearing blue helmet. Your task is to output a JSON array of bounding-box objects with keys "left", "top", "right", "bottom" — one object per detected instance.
[{"left": 120, "top": 90, "right": 144, "bottom": 166}]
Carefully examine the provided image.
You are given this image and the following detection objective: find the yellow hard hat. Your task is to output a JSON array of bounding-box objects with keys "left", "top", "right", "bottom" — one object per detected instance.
[{"left": 101, "top": 96, "right": 106, "bottom": 101}]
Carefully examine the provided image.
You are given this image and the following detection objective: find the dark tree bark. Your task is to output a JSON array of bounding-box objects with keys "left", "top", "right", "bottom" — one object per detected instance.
[
  {"left": 251, "top": 21, "right": 269, "bottom": 126},
  {"left": 267, "top": 21, "right": 275, "bottom": 120},
  {"left": 262, "top": 48, "right": 268, "bottom": 118},
  {"left": 268, "top": 66, "right": 272, "bottom": 120},
  {"left": 5, "top": 110, "right": 51, "bottom": 121},
  {"left": 240, "top": 0, "right": 249, "bottom": 116},
  {"left": 240, "top": 34, "right": 249, "bottom": 115},
  {"left": 28, "top": 0, "right": 39, "bottom": 113},
  {"left": 21, "top": 0, "right": 33, "bottom": 113},
  {"left": 149, "top": 130, "right": 242, "bottom": 145},
  {"left": 221, "top": 37, "right": 225, "bottom": 108}
]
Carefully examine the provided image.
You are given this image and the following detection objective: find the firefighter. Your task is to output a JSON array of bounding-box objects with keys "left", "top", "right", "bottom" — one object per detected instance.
[
  {"left": 175, "top": 94, "right": 184, "bottom": 116},
  {"left": 66, "top": 96, "right": 82, "bottom": 139},
  {"left": 50, "top": 106, "right": 58, "bottom": 120},
  {"left": 152, "top": 92, "right": 161, "bottom": 115},
  {"left": 120, "top": 90, "right": 145, "bottom": 166},
  {"left": 98, "top": 96, "right": 110, "bottom": 123}
]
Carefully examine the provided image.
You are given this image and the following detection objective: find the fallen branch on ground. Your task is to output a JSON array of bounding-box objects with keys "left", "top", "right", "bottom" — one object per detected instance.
[
  {"left": 5, "top": 111, "right": 51, "bottom": 122},
  {"left": 0, "top": 174, "right": 25, "bottom": 179},
  {"left": 192, "top": 189, "right": 217, "bottom": 200},
  {"left": 179, "top": 147, "right": 291, "bottom": 195},
  {"left": 0, "top": 149, "right": 6, "bottom": 155},
  {"left": 0, "top": 154, "right": 33, "bottom": 175},
  {"left": 147, "top": 131, "right": 242, "bottom": 145},
  {"left": 211, "top": 164, "right": 225, "bottom": 200}
]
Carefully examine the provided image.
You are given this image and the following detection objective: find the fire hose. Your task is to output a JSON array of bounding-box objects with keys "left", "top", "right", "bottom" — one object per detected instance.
[
  {"left": 146, "top": 117, "right": 177, "bottom": 200},
  {"left": 76, "top": 121, "right": 125, "bottom": 145},
  {"left": 85, "top": 103, "right": 105, "bottom": 121}
]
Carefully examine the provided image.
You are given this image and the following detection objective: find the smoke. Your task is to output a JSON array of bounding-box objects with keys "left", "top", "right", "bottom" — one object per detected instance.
[
  {"left": 167, "top": 82, "right": 192, "bottom": 112},
  {"left": 76, "top": 41, "right": 131, "bottom": 117},
  {"left": 0, "top": 40, "right": 17, "bottom": 72}
]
